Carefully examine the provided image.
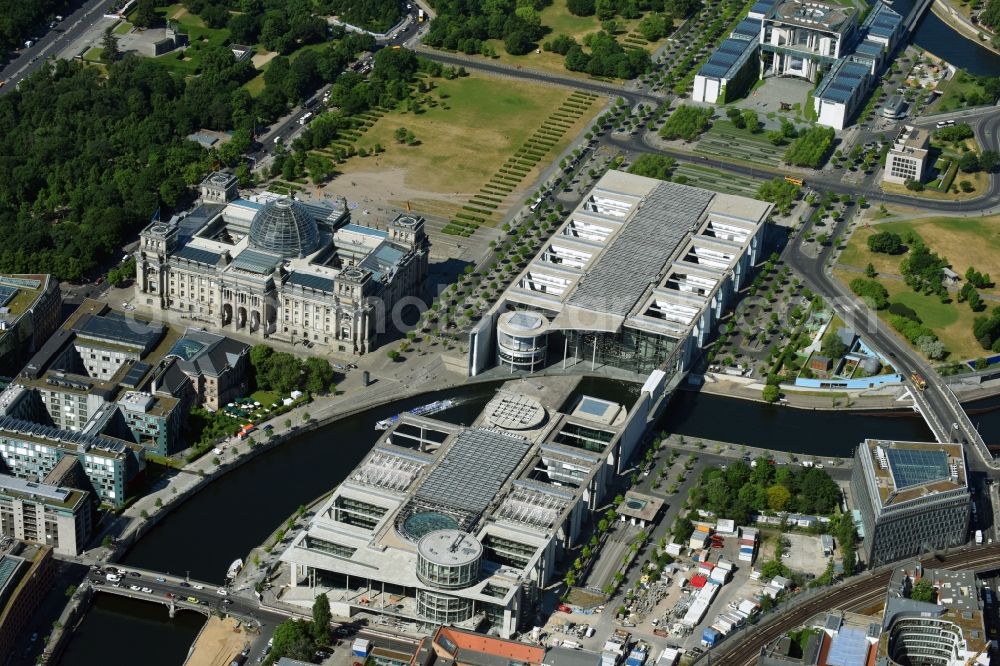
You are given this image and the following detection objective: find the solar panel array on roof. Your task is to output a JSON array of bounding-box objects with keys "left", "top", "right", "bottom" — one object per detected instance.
[
  {"left": 732, "top": 17, "right": 761, "bottom": 39},
  {"left": 286, "top": 271, "right": 334, "bottom": 293},
  {"left": 817, "top": 60, "right": 869, "bottom": 103},
  {"left": 0, "top": 286, "right": 18, "bottom": 308},
  {"left": 567, "top": 182, "right": 713, "bottom": 316},
  {"left": 121, "top": 361, "right": 152, "bottom": 389},
  {"left": 74, "top": 312, "right": 164, "bottom": 350},
  {"left": 176, "top": 204, "right": 223, "bottom": 241},
  {"left": 360, "top": 242, "right": 406, "bottom": 283},
  {"left": 415, "top": 428, "right": 530, "bottom": 518},
  {"left": 854, "top": 40, "right": 884, "bottom": 56},
  {"left": 231, "top": 248, "right": 281, "bottom": 275},
  {"left": 826, "top": 628, "right": 869, "bottom": 666},
  {"left": 0, "top": 415, "right": 128, "bottom": 453},
  {"left": 173, "top": 245, "right": 221, "bottom": 266},
  {"left": 886, "top": 448, "right": 950, "bottom": 490},
  {"left": 0, "top": 276, "right": 40, "bottom": 289},
  {"left": 698, "top": 37, "right": 757, "bottom": 79}
]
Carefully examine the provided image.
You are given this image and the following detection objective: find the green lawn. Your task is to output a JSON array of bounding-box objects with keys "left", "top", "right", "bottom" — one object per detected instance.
[
  {"left": 249, "top": 390, "right": 280, "bottom": 407},
  {"left": 142, "top": 3, "right": 232, "bottom": 76},
  {"left": 340, "top": 75, "right": 600, "bottom": 196},
  {"left": 672, "top": 163, "right": 760, "bottom": 196},
  {"left": 83, "top": 47, "right": 104, "bottom": 62},
  {"left": 113, "top": 20, "right": 133, "bottom": 35},
  {"left": 839, "top": 215, "right": 1000, "bottom": 297},
  {"left": 694, "top": 120, "right": 785, "bottom": 166},
  {"left": 244, "top": 72, "right": 265, "bottom": 96},
  {"left": 929, "top": 74, "right": 991, "bottom": 113}
]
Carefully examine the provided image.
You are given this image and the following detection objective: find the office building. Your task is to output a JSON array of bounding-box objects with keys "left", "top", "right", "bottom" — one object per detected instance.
[
  {"left": 158, "top": 328, "right": 250, "bottom": 411},
  {"left": 692, "top": 18, "right": 761, "bottom": 104},
  {"left": 694, "top": 0, "right": 903, "bottom": 129},
  {"left": 0, "top": 474, "right": 92, "bottom": 555},
  {"left": 883, "top": 125, "right": 931, "bottom": 185},
  {"left": 0, "top": 275, "right": 61, "bottom": 376},
  {"left": 136, "top": 172, "right": 430, "bottom": 355},
  {"left": 0, "top": 414, "right": 145, "bottom": 508},
  {"left": 758, "top": 611, "right": 881, "bottom": 665},
  {"left": 281, "top": 375, "right": 666, "bottom": 637},
  {"left": 880, "top": 564, "right": 990, "bottom": 665},
  {"left": 17, "top": 300, "right": 184, "bottom": 456},
  {"left": 761, "top": 0, "right": 858, "bottom": 81},
  {"left": 851, "top": 440, "right": 970, "bottom": 567},
  {"left": 0, "top": 543, "right": 54, "bottom": 661},
  {"left": 469, "top": 171, "right": 770, "bottom": 378}
]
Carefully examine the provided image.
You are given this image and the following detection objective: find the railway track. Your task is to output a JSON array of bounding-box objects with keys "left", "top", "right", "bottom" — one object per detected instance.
[{"left": 705, "top": 545, "right": 1000, "bottom": 666}]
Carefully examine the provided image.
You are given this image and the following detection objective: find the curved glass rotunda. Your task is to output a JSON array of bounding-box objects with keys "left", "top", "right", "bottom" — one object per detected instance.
[{"left": 248, "top": 198, "right": 321, "bottom": 258}]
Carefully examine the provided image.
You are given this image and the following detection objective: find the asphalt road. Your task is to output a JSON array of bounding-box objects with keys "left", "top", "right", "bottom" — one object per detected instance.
[
  {"left": 0, "top": 0, "right": 118, "bottom": 93},
  {"left": 704, "top": 543, "right": 1000, "bottom": 665},
  {"left": 84, "top": 565, "right": 286, "bottom": 663},
  {"left": 608, "top": 105, "right": 1000, "bottom": 215}
]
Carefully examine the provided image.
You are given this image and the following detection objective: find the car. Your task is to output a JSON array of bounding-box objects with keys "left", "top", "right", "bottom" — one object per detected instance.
[
  {"left": 30, "top": 633, "right": 38, "bottom": 642},
  {"left": 223, "top": 598, "right": 233, "bottom": 605},
  {"left": 130, "top": 572, "right": 141, "bottom": 578},
  {"left": 216, "top": 588, "right": 228, "bottom": 596},
  {"left": 690, "top": 647, "right": 704, "bottom": 655},
  {"left": 165, "top": 592, "right": 174, "bottom": 599},
  {"left": 141, "top": 587, "right": 153, "bottom": 593},
  {"left": 187, "top": 596, "right": 199, "bottom": 603},
  {"left": 179, "top": 581, "right": 191, "bottom": 588},
  {"left": 130, "top": 585, "right": 141, "bottom": 591},
  {"left": 193, "top": 584, "right": 204, "bottom": 590},
  {"left": 156, "top": 577, "right": 166, "bottom": 583},
  {"left": 95, "top": 276, "right": 104, "bottom": 285}
]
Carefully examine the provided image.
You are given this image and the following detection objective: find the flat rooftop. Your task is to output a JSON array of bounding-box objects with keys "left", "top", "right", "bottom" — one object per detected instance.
[
  {"left": 499, "top": 171, "right": 770, "bottom": 339},
  {"left": 862, "top": 439, "right": 967, "bottom": 508},
  {"left": 768, "top": 0, "right": 856, "bottom": 32},
  {"left": 0, "top": 473, "right": 84, "bottom": 509}
]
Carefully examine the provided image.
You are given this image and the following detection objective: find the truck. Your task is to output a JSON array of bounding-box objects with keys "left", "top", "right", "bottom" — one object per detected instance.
[
  {"left": 910, "top": 372, "right": 926, "bottom": 390},
  {"left": 976, "top": 529, "right": 984, "bottom": 545},
  {"left": 701, "top": 627, "right": 723, "bottom": 648},
  {"left": 352, "top": 638, "right": 372, "bottom": 658},
  {"left": 625, "top": 647, "right": 647, "bottom": 666},
  {"left": 418, "top": 8, "right": 425, "bottom": 21}
]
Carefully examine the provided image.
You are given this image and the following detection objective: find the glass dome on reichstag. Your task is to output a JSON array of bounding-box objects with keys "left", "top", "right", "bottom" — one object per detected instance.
[{"left": 248, "top": 198, "right": 320, "bottom": 258}]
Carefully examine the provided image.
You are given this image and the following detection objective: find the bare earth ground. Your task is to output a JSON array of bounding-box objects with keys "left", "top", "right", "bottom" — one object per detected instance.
[{"left": 186, "top": 616, "right": 249, "bottom": 666}]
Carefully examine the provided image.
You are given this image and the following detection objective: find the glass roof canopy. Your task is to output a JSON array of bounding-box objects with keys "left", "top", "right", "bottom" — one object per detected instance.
[
  {"left": 886, "top": 448, "right": 950, "bottom": 490},
  {"left": 248, "top": 198, "right": 320, "bottom": 258}
]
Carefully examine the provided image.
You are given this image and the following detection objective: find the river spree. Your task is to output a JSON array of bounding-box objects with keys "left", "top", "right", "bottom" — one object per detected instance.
[
  {"left": 897, "top": 0, "right": 1000, "bottom": 75},
  {"left": 66, "top": 377, "right": 1000, "bottom": 665},
  {"left": 57, "top": 595, "right": 204, "bottom": 666}
]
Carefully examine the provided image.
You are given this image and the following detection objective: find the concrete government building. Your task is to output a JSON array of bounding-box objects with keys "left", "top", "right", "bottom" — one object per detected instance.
[
  {"left": 468, "top": 170, "right": 770, "bottom": 380},
  {"left": 851, "top": 439, "right": 970, "bottom": 568},
  {"left": 280, "top": 374, "right": 669, "bottom": 638},
  {"left": 136, "top": 172, "right": 429, "bottom": 355}
]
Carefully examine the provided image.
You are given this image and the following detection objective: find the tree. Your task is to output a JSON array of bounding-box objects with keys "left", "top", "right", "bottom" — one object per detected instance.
[
  {"left": 659, "top": 106, "right": 714, "bottom": 141},
  {"left": 762, "top": 384, "right": 779, "bottom": 403},
  {"left": 627, "top": 153, "right": 675, "bottom": 180},
  {"left": 784, "top": 126, "right": 835, "bottom": 168},
  {"left": 756, "top": 177, "right": 800, "bottom": 215},
  {"left": 387, "top": 349, "right": 400, "bottom": 362},
  {"left": 821, "top": 332, "right": 847, "bottom": 360},
  {"left": 980, "top": 149, "right": 1000, "bottom": 172},
  {"left": 767, "top": 484, "right": 792, "bottom": 511},
  {"left": 312, "top": 594, "right": 332, "bottom": 643},
  {"left": 865, "top": 262, "right": 877, "bottom": 278},
  {"left": 867, "top": 231, "right": 903, "bottom": 254},
  {"left": 910, "top": 578, "right": 936, "bottom": 603},
  {"left": 849, "top": 278, "right": 890, "bottom": 309},
  {"left": 394, "top": 126, "right": 408, "bottom": 143},
  {"left": 303, "top": 357, "right": 334, "bottom": 394},
  {"left": 917, "top": 336, "right": 946, "bottom": 360},
  {"left": 65, "top": 584, "right": 78, "bottom": 598},
  {"left": 271, "top": 619, "right": 316, "bottom": 661},
  {"left": 133, "top": 0, "right": 158, "bottom": 28},
  {"left": 959, "top": 151, "right": 981, "bottom": 173},
  {"left": 101, "top": 27, "right": 119, "bottom": 63},
  {"left": 741, "top": 109, "right": 760, "bottom": 133},
  {"left": 567, "top": 0, "right": 596, "bottom": 15}
]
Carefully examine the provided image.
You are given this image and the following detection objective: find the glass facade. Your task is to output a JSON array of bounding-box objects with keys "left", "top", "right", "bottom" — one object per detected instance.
[
  {"left": 304, "top": 535, "right": 357, "bottom": 559},
  {"left": 416, "top": 588, "right": 474, "bottom": 624},
  {"left": 333, "top": 497, "right": 387, "bottom": 530},
  {"left": 888, "top": 618, "right": 962, "bottom": 665},
  {"left": 416, "top": 554, "right": 480, "bottom": 590},
  {"left": 248, "top": 199, "right": 321, "bottom": 258},
  {"left": 561, "top": 328, "right": 680, "bottom": 375}
]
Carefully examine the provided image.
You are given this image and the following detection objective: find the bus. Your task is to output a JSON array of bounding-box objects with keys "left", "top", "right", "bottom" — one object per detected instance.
[{"left": 784, "top": 176, "right": 804, "bottom": 186}]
